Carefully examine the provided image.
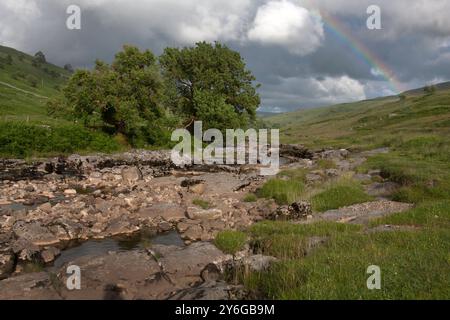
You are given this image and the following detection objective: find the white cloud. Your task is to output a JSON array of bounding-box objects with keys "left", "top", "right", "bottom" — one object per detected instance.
[
  {"left": 261, "top": 75, "right": 366, "bottom": 110},
  {"left": 89, "top": 0, "right": 254, "bottom": 44},
  {"left": 0, "top": 0, "right": 41, "bottom": 48},
  {"left": 248, "top": 0, "right": 324, "bottom": 55}
]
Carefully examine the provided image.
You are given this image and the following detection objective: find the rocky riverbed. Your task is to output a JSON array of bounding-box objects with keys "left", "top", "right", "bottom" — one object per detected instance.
[{"left": 0, "top": 146, "right": 411, "bottom": 299}]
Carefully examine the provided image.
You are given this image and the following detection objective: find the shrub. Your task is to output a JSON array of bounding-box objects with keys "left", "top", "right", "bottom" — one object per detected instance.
[{"left": 0, "top": 122, "right": 120, "bottom": 158}]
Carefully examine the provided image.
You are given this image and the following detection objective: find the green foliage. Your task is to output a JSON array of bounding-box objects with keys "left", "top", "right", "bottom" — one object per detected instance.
[
  {"left": 311, "top": 179, "right": 373, "bottom": 212},
  {"left": 56, "top": 45, "right": 170, "bottom": 147},
  {"left": 0, "top": 122, "right": 120, "bottom": 158},
  {"left": 214, "top": 230, "right": 247, "bottom": 255},
  {"left": 160, "top": 41, "right": 260, "bottom": 130},
  {"left": 193, "top": 89, "right": 247, "bottom": 131}
]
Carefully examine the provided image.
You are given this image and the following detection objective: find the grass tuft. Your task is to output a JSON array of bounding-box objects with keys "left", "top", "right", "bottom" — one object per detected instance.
[
  {"left": 311, "top": 178, "right": 373, "bottom": 212},
  {"left": 214, "top": 230, "right": 247, "bottom": 255}
]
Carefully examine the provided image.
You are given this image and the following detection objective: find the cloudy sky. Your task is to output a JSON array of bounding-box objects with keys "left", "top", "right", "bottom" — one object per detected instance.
[{"left": 1, "top": 0, "right": 449, "bottom": 112}]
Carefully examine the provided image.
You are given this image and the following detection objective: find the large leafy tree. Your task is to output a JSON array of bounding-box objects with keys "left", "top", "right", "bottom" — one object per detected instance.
[
  {"left": 160, "top": 41, "right": 260, "bottom": 130},
  {"left": 59, "top": 45, "right": 168, "bottom": 146}
]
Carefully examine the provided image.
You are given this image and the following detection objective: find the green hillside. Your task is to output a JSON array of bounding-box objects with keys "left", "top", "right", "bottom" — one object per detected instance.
[
  {"left": 240, "top": 85, "right": 450, "bottom": 299},
  {"left": 0, "top": 45, "right": 71, "bottom": 123},
  {"left": 266, "top": 84, "right": 450, "bottom": 150},
  {"left": 0, "top": 45, "right": 121, "bottom": 158}
]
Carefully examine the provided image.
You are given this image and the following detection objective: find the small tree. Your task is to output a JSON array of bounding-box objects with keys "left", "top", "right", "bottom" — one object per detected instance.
[
  {"left": 64, "top": 63, "right": 74, "bottom": 73},
  {"left": 59, "top": 45, "right": 167, "bottom": 146},
  {"left": 32, "top": 51, "right": 46, "bottom": 67},
  {"left": 160, "top": 41, "right": 260, "bottom": 131}
]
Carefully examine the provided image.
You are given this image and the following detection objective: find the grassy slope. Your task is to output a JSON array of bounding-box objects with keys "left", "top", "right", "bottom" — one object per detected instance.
[
  {"left": 266, "top": 85, "right": 450, "bottom": 150},
  {"left": 0, "top": 45, "right": 71, "bottom": 123},
  {"left": 0, "top": 45, "right": 121, "bottom": 158},
  {"left": 231, "top": 86, "right": 450, "bottom": 299}
]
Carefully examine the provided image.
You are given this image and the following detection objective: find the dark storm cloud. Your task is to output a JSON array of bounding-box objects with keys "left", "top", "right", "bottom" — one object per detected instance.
[{"left": 1, "top": 0, "right": 449, "bottom": 112}]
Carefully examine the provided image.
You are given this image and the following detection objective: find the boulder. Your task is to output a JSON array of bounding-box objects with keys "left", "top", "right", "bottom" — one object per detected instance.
[
  {"left": 240, "top": 254, "right": 277, "bottom": 272},
  {"left": 189, "top": 183, "right": 206, "bottom": 195},
  {"left": 13, "top": 221, "right": 60, "bottom": 246},
  {"left": 121, "top": 166, "right": 143, "bottom": 184},
  {"left": 158, "top": 242, "right": 232, "bottom": 287},
  {"left": 40, "top": 247, "right": 61, "bottom": 264},
  {"left": 186, "top": 207, "right": 222, "bottom": 220}
]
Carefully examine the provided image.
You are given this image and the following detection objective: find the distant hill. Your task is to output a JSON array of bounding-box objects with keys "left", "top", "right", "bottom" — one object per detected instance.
[
  {"left": 265, "top": 81, "right": 450, "bottom": 150},
  {"left": 257, "top": 111, "right": 281, "bottom": 118},
  {"left": 0, "top": 45, "right": 71, "bottom": 123},
  {"left": 401, "top": 81, "right": 450, "bottom": 96}
]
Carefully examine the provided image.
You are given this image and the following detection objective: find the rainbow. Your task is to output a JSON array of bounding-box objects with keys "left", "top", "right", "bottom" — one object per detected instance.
[{"left": 304, "top": 3, "right": 404, "bottom": 94}]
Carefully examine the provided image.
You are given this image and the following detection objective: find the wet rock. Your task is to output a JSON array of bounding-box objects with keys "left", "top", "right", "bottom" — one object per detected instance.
[
  {"left": 41, "top": 247, "right": 61, "bottom": 264},
  {"left": 181, "top": 225, "right": 203, "bottom": 242},
  {"left": 105, "top": 219, "right": 139, "bottom": 237},
  {"left": 23, "top": 195, "right": 49, "bottom": 206},
  {"left": 158, "top": 221, "right": 173, "bottom": 232},
  {"left": 13, "top": 221, "right": 60, "bottom": 246},
  {"left": 186, "top": 207, "right": 222, "bottom": 220},
  {"left": 11, "top": 238, "right": 40, "bottom": 263},
  {"left": 158, "top": 242, "right": 231, "bottom": 287},
  {"left": 169, "top": 281, "right": 244, "bottom": 300},
  {"left": 138, "top": 203, "right": 186, "bottom": 222},
  {"left": 57, "top": 250, "right": 168, "bottom": 300},
  {"left": 0, "top": 248, "right": 15, "bottom": 279},
  {"left": 121, "top": 166, "right": 143, "bottom": 184},
  {"left": 0, "top": 272, "right": 61, "bottom": 300},
  {"left": 51, "top": 219, "right": 84, "bottom": 240}
]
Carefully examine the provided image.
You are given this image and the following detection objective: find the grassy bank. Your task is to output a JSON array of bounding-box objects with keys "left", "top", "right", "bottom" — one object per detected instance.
[{"left": 216, "top": 86, "right": 450, "bottom": 299}]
